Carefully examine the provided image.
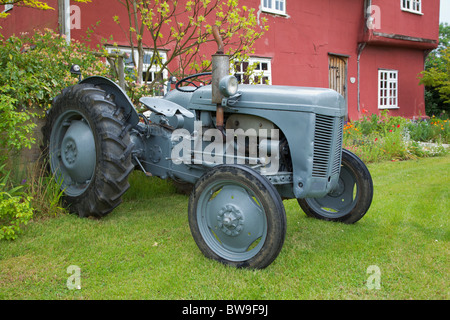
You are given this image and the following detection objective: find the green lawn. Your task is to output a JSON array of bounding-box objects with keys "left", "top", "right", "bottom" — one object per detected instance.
[{"left": 0, "top": 155, "right": 449, "bottom": 300}]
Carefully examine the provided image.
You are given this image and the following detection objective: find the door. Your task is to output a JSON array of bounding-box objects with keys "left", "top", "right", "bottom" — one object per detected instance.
[{"left": 328, "top": 54, "right": 348, "bottom": 103}]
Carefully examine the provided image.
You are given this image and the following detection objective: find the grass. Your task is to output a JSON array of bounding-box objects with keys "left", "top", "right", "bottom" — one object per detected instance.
[{"left": 0, "top": 155, "right": 449, "bottom": 300}]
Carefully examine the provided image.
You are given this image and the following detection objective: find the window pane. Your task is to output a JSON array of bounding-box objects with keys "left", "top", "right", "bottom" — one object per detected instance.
[
  {"left": 125, "top": 56, "right": 134, "bottom": 67},
  {"left": 143, "top": 53, "right": 153, "bottom": 65},
  {"left": 242, "top": 62, "right": 249, "bottom": 72}
]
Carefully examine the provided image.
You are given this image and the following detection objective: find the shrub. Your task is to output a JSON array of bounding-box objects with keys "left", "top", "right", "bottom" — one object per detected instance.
[
  {"left": 0, "top": 193, "right": 34, "bottom": 241},
  {"left": 0, "top": 29, "right": 110, "bottom": 112},
  {"left": 0, "top": 167, "right": 33, "bottom": 240},
  {"left": 343, "top": 110, "right": 448, "bottom": 163},
  {"left": 405, "top": 116, "right": 450, "bottom": 144},
  {"left": 0, "top": 95, "right": 35, "bottom": 162}
]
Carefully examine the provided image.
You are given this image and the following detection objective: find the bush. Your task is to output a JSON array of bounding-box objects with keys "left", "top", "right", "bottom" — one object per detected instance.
[
  {"left": 405, "top": 116, "right": 450, "bottom": 144},
  {"left": 0, "top": 95, "right": 35, "bottom": 163},
  {"left": 0, "top": 29, "right": 109, "bottom": 112},
  {"left": 0, "top": 168, "right": 33, "bottom": 240},
  {"left": 344, "top": 110, "right": 448, "bottom": 163}
]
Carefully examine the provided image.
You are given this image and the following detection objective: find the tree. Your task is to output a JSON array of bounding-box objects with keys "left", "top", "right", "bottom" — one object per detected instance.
[
  {"left": 420, "top": 48, "right": 450, "bottom": 109},
  {"left": 108, "top": 0, "right": 268, "bottom": 92},
  {"left": 0, "top": 0, "right": 91, "bottom": 18},
  {"left": 419, "top": 23, "right": 450, "bottom": 116}
]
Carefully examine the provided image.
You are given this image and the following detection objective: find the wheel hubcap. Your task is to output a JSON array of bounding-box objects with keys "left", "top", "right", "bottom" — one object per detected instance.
[
  {"left": 60, "top": 120, "right": 96, "bottom": 184},
  {"left": 50, "top": 111, "right": 97, "bottom": 197},
  {"left": 217, "top": 204, "right": 244, "bottom": 237}
]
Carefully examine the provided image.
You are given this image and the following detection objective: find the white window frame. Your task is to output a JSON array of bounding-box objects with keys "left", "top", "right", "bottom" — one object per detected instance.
[
  {"left": 261, "top": 0, "right": 286, "bottom": 16},
  {"left": 3, "top": 4, "right": 13, "bottom": 12},
  {"left": 107, "top": 46, "right": 168, "bottom": 96},
  {"left": 401, "top": 0, "right": 423, "bottom": 15},
  {"left": 233, "top": 57, "right": 272, "bottom": 85},
  {"left": 378, "top": 69, "right": 399, "bottom": 109}
]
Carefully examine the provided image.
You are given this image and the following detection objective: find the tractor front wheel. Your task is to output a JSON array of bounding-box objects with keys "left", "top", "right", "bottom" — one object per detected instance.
[
  {"left": 188, "top": 165, "right": 287, "bottom": 269},
  {"left": 297, "top": 149, "right": 373, "bottom": 224}
]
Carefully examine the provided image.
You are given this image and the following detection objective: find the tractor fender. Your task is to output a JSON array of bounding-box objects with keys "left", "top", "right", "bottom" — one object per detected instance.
[{"left": 80, "top": 76, "right": 140, "bottom": 128}]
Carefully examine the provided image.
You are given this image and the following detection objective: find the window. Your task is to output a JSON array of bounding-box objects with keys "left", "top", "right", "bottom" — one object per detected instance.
[
  {"left": 261, "top": 0, "right": 286, "bottom": 15},
  {"left": 233, "top": 58, "right": 272, "bottom": 85},
  {"left": 3, "top": 4, "right": 13, "bottom": 12},
  {"left": 378, "top": 70, "right": 398, "bottom": 109},
  {"left": 107, "top": 46, "right": 168, "bottom": 96},
  {"left": 401, "top": 0, "right": 422, "bottom": 14}
]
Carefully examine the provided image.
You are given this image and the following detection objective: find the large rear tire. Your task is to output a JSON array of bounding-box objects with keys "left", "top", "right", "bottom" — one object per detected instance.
[{"left": 43, "top": 84, "right": 134, "bottom": 218}]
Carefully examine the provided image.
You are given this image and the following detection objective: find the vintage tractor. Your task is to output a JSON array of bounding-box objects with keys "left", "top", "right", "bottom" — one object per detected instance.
[{"left": 43, "top": 28, "right": 373, "bottom": 269}]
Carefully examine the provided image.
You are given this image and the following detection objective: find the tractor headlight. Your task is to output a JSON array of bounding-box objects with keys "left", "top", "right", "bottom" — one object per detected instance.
[{"left": 219, "top": 75, "right": 238, "bottom": 97}]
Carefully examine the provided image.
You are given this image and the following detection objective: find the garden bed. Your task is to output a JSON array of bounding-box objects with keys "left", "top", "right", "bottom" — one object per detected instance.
[{"left": 343, "top": 111, "right": 449, "bottom": 163}]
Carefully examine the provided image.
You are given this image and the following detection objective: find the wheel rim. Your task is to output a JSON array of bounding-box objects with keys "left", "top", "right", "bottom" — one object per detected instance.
[
  {"left": 304, "top": 165, "right": 358, "bottom": 218},
  {"left": 49, "top": 110, "right": 96, "bottom": 197},
  {"left": 196, "top": 180, "right": 268, "bottom": 262}
]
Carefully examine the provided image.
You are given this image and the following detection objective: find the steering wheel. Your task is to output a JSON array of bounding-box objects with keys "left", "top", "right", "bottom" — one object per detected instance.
[{"left": 175, "top": 72, "right": 212, "bottom": 92}]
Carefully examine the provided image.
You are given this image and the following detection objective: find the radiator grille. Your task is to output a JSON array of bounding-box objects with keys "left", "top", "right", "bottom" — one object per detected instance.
[
  {"left": 312, "top": 115, "right": 343, "bottom": 178},
  {"left": 332, "top": 118, "right": 344, "bottom": 176}
]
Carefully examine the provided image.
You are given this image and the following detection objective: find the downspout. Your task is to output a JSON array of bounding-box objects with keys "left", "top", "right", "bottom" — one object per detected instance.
[
  {"left": 64, "top": 0, "right": 71, "bottom": 44},
  {"left": 357, "top": 0, "right": 371, "bottom": 113},
  {"left": 357, "top": 42, "right": 366, "bottom": 113},
  {"left": 58, "top": 0, "right": 71, "bottom": 44}
]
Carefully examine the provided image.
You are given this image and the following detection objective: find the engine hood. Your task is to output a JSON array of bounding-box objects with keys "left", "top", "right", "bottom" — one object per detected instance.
[{"left": 186, "top": 84, "right": 346, "bottom": 118}]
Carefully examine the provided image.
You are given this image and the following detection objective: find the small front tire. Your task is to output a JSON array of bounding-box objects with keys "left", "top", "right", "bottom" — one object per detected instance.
[
  {"left": 297, "top": 149, "right": 373, "bottom": 224},
  {"left": 188, "top": 165, "right": 287, "bottom": 269}
]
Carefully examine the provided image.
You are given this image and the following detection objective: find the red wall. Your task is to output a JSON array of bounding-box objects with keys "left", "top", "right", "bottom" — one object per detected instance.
[
  {"left": 0, "top": 0, "right": 59, "bottom": 38},
  {"left": 253, "top": 0, "right": 365, "bottom": 88},
  {"left": 372, "top": 0, "right": 440, "bottom": 41}
]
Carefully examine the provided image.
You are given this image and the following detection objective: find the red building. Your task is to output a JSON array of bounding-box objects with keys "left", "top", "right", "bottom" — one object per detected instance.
[{"left": 1, "top": 0, "right": 440, "bottom": 119}]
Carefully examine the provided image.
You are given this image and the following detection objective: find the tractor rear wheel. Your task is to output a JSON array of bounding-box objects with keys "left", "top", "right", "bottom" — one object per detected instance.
[
  {"left": 188, "top": 165, "right": 287, "bottom": 269},
  {"left": 297, "top": 149, "right": 373, "bottom": 224},
  {"left": 43, "top": 84, "right": 134, "bottom": 218}
]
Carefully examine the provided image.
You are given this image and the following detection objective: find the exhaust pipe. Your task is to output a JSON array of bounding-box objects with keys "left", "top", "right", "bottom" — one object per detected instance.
[{"left": 211, "top": 25, "right": 229, "bottom": 133}]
